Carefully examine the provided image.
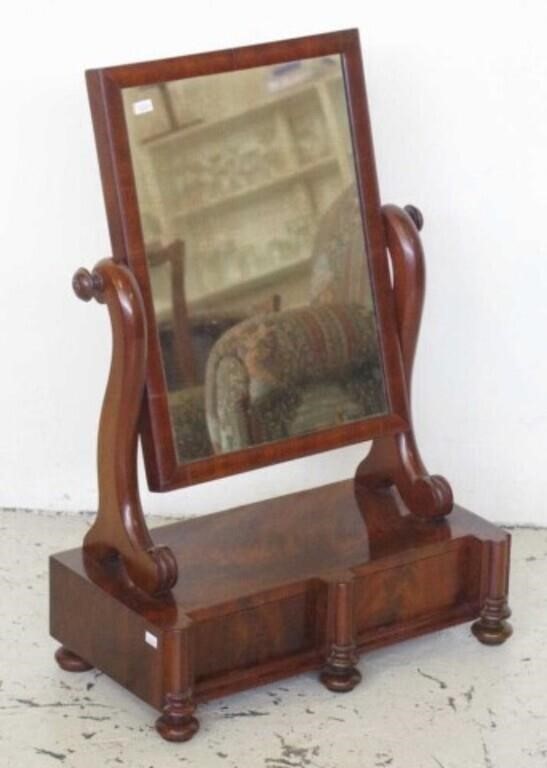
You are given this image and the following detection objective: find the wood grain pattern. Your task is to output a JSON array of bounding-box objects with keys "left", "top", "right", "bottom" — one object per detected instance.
[
  {"left": 356, "top": 205, "right": 454, "bottom": 518},
  {"left": 85, "top": 28, "right": 412, "bottom": 491},
  {"left": 73, "top": 260, "right": 177, "bottom": 596},
  {"left": 50, "top": 30, "right": 514, "bottom": 744},
  {"left": 50, "top": 480, "right": 511, "bottom": 741},
  {"left": 69, "top": 203, "right": 451, "bottom": 600}
]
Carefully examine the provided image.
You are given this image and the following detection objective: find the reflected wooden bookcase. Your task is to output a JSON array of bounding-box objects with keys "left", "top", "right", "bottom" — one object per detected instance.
[
  {"left": 50, "top": 30, "right": 512, "bottom": 744},
  {"left": 128, "top": 67, "right": 356, "bottom": 318}
]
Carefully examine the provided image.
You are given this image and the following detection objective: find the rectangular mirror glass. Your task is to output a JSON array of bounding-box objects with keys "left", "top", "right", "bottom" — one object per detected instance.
[{"left": 122, "top": 55, "right": 387, "bottom": 462}]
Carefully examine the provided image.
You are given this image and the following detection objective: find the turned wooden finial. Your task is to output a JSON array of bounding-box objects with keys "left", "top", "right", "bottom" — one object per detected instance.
[
  {"left": 404, "top": 204, "right": 424, "bottom": 232},
  {"left": 72, "top": 267, "right": 105, "bottom": 302}
]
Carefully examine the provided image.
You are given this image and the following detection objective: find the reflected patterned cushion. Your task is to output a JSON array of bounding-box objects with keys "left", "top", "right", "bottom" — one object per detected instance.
[{"left": 205, "top": 303, "right": 386, "bottom": 453}]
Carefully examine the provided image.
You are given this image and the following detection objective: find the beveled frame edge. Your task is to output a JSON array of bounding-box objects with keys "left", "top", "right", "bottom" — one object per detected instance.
[{"left": 86, "top": 28, "right": 411, "bottom": 492}]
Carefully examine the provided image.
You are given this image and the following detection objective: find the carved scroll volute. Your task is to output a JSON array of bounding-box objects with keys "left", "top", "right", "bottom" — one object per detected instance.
[
  {"left": 73, "top": 260, "right": 177, "bottom": 595},
  {"left": 356, "top": 205, "right": 453, "bottom": 519}
]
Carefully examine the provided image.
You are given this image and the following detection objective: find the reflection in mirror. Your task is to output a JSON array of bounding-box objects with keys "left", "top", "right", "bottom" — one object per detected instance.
[{"left": 123, "top": 55, "right": 387, "bottom": 462}]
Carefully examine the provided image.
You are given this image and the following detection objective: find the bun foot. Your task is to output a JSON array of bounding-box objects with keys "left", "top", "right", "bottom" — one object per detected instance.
[
  {"left": 54, "top": 646, "right": 93, "bottom": 672},
  {"left": 320, "top": 664, "right": 362, "bottom": 692},
  {"left": 471, "top": 597, "right": 513, "bottom": 646},
  {"left": 472, "top": 618, "right": 513, "bottom": 645},
  {"left": 155, "top": 693, "right": 199, "bottom": 742}
]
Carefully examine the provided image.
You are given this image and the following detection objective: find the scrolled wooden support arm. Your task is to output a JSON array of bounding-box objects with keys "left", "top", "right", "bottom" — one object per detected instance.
[
  {"left": 356, "top": 205, "right": 453, "bottom": 519},
  {"left": 74, "top": 259, "right": 177, "bottom": 595}
]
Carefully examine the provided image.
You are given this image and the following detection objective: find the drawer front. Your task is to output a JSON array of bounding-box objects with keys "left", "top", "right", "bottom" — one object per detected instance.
[
  {"left": 193, "top": 590, "right": 320, "bottom": 681},
  {"left": 355, "top": 542, "right": 481, "bottom": 637}
]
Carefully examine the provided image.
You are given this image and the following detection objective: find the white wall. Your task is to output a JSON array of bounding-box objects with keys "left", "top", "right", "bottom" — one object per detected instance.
[{"left": 1, "top": 0, "right": 546, "bottom": 524}]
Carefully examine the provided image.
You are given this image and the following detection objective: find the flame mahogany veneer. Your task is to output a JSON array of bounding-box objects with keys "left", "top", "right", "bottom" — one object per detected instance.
[
  {"left": 50, "top": 30, "right": 511, "bottom": 742},
  {"left": 50, "top": 480, "right": 511, "bottom": 741}
]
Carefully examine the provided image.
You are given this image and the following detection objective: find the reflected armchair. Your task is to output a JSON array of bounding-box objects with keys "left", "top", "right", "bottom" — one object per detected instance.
[{"left": 205, "top": 186, "right": 386, "bottom": 453}]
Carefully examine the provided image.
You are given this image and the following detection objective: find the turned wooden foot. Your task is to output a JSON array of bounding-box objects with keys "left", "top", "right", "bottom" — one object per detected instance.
[
  {"left": 472, "top": 597, "right": 513, "bottom": 646},
  {"left": 155, "top": 693, "right": 199, "bottom": 742},
  {"left": 54, "top": 646, "right": 93, "bottom": 672},
  {"left": 472, "top": 537, "right": 512, "bottom": 646},
  {"left": 321, "top": 577, "right": 361, "bottom": 692},
  {"left": 320, "top": 645, "right": 362, "bottom": 692}
]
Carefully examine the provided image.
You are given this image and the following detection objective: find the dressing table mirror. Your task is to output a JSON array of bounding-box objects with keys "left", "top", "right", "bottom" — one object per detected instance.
[{"left": 50, "top": 29, "right": 512, "bottom": 742}]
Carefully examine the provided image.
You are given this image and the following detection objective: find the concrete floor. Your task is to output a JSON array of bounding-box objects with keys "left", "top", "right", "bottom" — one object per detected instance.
[{"left": 1, "top": 509, "right": 546, "bottom": 768}]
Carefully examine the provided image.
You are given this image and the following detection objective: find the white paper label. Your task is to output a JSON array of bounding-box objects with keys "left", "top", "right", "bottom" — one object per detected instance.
[
  {"left": 133, "top": 98, "right": 154, "bottom": 116},
  {"left": 145, "top": 630, "right": 158, "bottom": 649}
]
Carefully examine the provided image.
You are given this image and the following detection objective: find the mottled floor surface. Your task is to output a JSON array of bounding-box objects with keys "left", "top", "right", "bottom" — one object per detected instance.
[{"left": 1, "top": 509, "right": 546, "bottom": 768}]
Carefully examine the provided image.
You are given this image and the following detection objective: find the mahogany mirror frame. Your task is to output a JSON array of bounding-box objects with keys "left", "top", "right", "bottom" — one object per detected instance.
[{"left": 86, "top": 28, "right": 411, "bottom": 491}]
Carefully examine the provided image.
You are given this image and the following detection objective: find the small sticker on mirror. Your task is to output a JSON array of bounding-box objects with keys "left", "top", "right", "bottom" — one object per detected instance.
[
  {"left": 133, "top": 99, "right": 154, "bottom": 116},
  {"left": 145, "top": 630, "right": 158, "bottom": 648}
]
